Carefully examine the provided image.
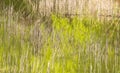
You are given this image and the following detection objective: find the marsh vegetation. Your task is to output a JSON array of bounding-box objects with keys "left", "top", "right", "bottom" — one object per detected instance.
[{"left": 0, "top": 0, "right": 120, "bottom": 73}]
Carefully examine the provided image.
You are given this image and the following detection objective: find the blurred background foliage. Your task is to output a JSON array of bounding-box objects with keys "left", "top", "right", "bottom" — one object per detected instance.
[
  {"left": 0, "top": 0, "right": 120, "bottom": 73},
  {"left": 0, "top": 0, "right": 33, "bottom": 16}
]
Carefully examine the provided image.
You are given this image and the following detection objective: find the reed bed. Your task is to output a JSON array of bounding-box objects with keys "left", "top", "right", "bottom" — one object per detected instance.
[{"left": 0, "top": 0, "right": 120, "bottom": 73}]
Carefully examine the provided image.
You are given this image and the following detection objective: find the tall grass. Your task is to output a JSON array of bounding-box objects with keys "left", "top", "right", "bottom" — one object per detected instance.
[
  {"left": 0, "top": 12, "right": 120, "bottom": 73},
  {"left": 0, "top": 0, "right": 120, "bottom": 73}
]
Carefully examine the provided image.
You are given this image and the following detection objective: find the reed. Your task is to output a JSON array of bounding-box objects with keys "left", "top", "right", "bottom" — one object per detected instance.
[{"left": 0, "top": 0, "right": 120, "bottom": 73}]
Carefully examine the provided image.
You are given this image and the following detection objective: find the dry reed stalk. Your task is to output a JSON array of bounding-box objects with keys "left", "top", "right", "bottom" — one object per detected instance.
[{"left": 35, "top": 0, "right": 119, "bottom": 17}]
